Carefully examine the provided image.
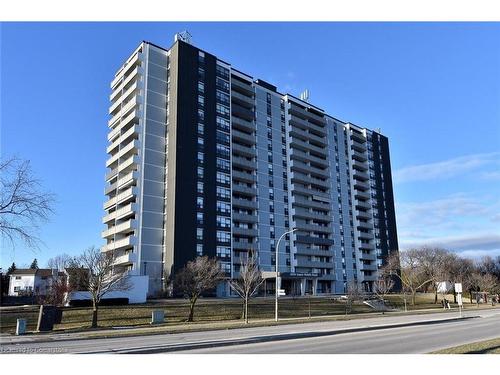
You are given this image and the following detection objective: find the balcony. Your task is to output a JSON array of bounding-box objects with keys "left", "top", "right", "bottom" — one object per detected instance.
[
  {"left": 352, "top": 158, "right": 369, "bottom": 171},
  {"left": 353, "top": 179, "right": 370, "bottom": 190},
  {"left": 102, "top": 219, "right": 137, "bottom": 238},
  {"left": 232, "top": 198, "right": 258, "bottom": 210},
  {"left": 232, "top": 156, "right": 255, "bottom": 170},
  {"left": 231, "top": 90, "right": 254, "bottom": 109},
  {"left": 353, "top": 169, "right": 370, "bottom": 181},
  {"left": 232, "top": 212, "right": 258, "bottom": 223},
  {"left": 107, "top": 124, "right": 141, "bottom": 154},
  {"left": 352, "top": 149, "right": 368, "bottom": 162},
  {"left": 118, "top": 155, "right": 140, "bottom": 175},
  {"left": 232, "top": 143, "right": 256, "bottom": 158},
  {"left": 292, "top": 195, "right": 331, "bottom": 210},
  {"left": 351, "top": 139, "right": 367, "bottom": 153},
  {"left": 102, "top": 203, "right": 138, "bottom": 224},
  {"left": 232, "top": 129, "right": 255, "bottom": 146},
  {"left": 102, "top": 236, "right": 137, "bottom": 252},
  {"left": 232, "top": 170, "right": 256, "bottom": 184},
  {"left": 113, "top": 251, "right": 138, "bottom": 266},
  {"left": 232, "top": 227, "right": 258, "bottom": 237},
  {"left": 350, "top": 129, "right": 366, "bottom": 143},
  {"left": 108, "top": 110, "right": 141, "bottom": 142},
  {"left": 354, "top": 189, "right": 371, "bottom": 199},
  {"left": 103, "top": 186, "right": 137, "bottom": 210},
  {"left": 358, "top": 231, "right": 374, "bottom": 240},
  {"left": 295, "top": 222, "right": 332, "bottom": 234},
  {"left": 231, "top": 78, "right": 254, "bottom": 96},
  {"left": 232, "top": 184, "right": 257, "bottom": 196},
  {"left": 117, "top": 171, "right": 139, "bottom": 190},
  {"left": 293, "top": 208, "right": 331, "bottom": 222},
  {"left": 355, "top": 210, "right": 372, "bottom": 220},
  {"left": 359, "top": 252, "right": 376, "bottom": 261},
  {"left": 232, "top": 116, "right": 255, "bottom": 132},
  {"left": 355, "top": 199, "right": 371, "bottom": 210},
  {"left": 232, "top": 103, "right": 254, "bottom": 122},
  {"left": 232, "top": 241, "right": 258, "bottom": 251}
]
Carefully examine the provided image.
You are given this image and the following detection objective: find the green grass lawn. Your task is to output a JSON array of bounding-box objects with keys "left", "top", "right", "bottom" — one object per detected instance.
[
  {"left": 431, "top": 337, "right": 500, "bottom": 354},
  {"left": 0, "top": 293, "right": 489, "bottom": 334}
]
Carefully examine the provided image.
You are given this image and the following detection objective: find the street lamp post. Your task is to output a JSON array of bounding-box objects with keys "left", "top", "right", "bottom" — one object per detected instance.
[{"left": 275, "top": 228, "right": 297, "bottom": 322}]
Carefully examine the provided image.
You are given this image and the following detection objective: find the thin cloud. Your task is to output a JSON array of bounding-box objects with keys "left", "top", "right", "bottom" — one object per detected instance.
[
  {"left": 393, "top": 152, "right": 500, "bottom": 184},
  {"left": 400, "top": 233, "right": 500, "bottom": 252}
]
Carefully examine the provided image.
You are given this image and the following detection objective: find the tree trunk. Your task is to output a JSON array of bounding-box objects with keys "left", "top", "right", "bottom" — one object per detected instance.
[
  {"left": 434, "top": 289, "right": 438, "bottom": 304},
  {"left": 453, "top": 291, "right": 457, "bottom": 304},
  {"left": 411, "top": 291, "right": 416, "bottom": 306},
  {"left": 245, "top": 295, "right": 249, "bottom": 324},
  {"left": 188, "top": 297, "right": 197, "bottom": 322},
  {"left": 91, "top": 300, "right": 98, "bottom": 328}
]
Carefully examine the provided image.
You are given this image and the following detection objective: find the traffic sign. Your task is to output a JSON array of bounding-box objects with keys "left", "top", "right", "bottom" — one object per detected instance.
[
  {"left": 278, "top": 289, "right": 286, "bottom": 296},
  {"left": 455, "top": 283, "right": 463, "bottom": 293}
]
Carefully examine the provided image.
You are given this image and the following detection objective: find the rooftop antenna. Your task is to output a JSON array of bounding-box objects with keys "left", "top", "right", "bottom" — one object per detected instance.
[
  {"left": 300, "top": 89, "right": 310, "bottom": 102},
  {"left": 174, "top": 31, "right": 193, "bottom": 45},
  {"left": 376, "top": 127, "right": 382, "bottom": 134}
]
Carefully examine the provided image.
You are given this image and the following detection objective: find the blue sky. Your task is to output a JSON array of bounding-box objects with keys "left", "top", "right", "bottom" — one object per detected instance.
[{"left": 1, "top": 22, "right": 499, "bottom": 269}]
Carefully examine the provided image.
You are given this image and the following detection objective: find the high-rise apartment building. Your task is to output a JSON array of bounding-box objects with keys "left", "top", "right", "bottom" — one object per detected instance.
[{"left": 102, "top": 35, "right": 399, "bottom": 297}]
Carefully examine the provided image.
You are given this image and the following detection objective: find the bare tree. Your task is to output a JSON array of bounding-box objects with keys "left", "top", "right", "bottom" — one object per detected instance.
[
  {"left": 414, "top": 247, "right": 451, "bottom": 304},
  {"left": 385, "top": 250, "right": 434, "bottom": 306},
  {"left": 174, "top": 256, "right": 225, "bottom": 322},
  {"left": 0, "top": 157, "right": 55, "bottom": 249},
  {"left": 373, "top": 276, "right": 395, "bottom": 314},
  {"left": 345, "top": 281, "right": 364, "bottom": 315},
  {"left": 229, "top": 253, "right": 264, "bottom": 323},
  {"left": 47, "top": 253, "right": 72, "bottom": 271},
  {"left": 75, "top": 246, "right": 131, "bottom": 328},
  {"left": 447, "top": 254, "right": 475, "bottom": 303}
]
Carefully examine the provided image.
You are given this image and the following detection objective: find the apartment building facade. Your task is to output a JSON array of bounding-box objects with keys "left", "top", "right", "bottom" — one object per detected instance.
[{"left": 102, "top": 35, "right": 399, "bottom": 297}]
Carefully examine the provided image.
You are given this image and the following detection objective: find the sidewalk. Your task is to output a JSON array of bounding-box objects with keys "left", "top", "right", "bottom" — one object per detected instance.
[{"left": 2, "top": 306, "right": 496, "bottom": 347}]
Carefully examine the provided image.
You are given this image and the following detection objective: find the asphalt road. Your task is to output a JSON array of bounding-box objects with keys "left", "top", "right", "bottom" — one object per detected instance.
[
  {"left": 179, "top": 311, "right": 500, "bottom": 354},
  {"left": 1, "top": 309, "right": 499, "bottom": 354}
]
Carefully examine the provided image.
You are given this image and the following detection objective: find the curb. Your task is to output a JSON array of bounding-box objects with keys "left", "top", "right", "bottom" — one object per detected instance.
[{"left": 80, "top": 316, "right": 477, "bottom": 354}]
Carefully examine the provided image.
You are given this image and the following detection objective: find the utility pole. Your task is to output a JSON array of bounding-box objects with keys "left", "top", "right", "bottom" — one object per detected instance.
[{"left": 275, "top": 228, "right": 297, "bottom": 322}]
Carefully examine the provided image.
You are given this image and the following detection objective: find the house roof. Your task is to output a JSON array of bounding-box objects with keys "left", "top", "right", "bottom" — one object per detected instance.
[{"left": 10, "top": 268, "right": 56, "bottom": 277}]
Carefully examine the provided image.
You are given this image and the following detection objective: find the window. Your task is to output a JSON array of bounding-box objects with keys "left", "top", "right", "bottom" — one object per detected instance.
[
  {"left": 197, "top": 197, "right": 204, "bottom": 209},
  {"left": 198, "top": 137, "right": 204, "bottom": 147},
  {"left": 198, "top": 95, "right": 205, "bottom": 108},
  {"left": 216, "top": 117, "right": 230, "bottom": 132},
  {"left": 15, "top": 276, "right": 21, "bottom": 280},
  {"left": 216, "top": 77, "right": 230, "bottom": 91},
  {"left": 197, "top": 152, "right": 204, "bottom": 164},
  {"left": 216, "top": 65, "right": 229, "bottom": 80},
  {"left": 216, "top": 186, "right": 231, "bottom": 199},
  {"left": 217, "top": 246, "right": 231, "bottom": 258},
  {"left": 197, "top": 166, "right": 204, "bottom": 178},
  {"left": 198, "top": 109, "right": 204, "bottom": 121},
  {"left": 197, "top": 182, "right": 204, "bottom": 194},
  {"left": 216, "top": 158, "right": 230, "bottom": 172},
  {"left": 216, "top": 172, "right": 231, "bottom": 185},
  {"left": 198, "top": 81, "right": 205, "bottom": 93},
  {"left": 217, "top": 201, "right": 231, "bottom": 214},
  {"left": 216, "top": 130, "right": 230, "bottom": 145},
  {"left": 217, "top": 230, "right": 231, "bottom": 243},
  {"left": 216, "top": 104, "right": 230, "bottom": 118},
  {"left": 197, "top": 244, "right": 203, "bottom": 256},
  {"left": 217, "top": 215, "right": 231, "bottom": 228},
  {"left": 197, "top": 212, "right": 204, "bottom": 225},
  {"left": 216, "top": 144, "right": 230, "bottom": 158},
  {"left": 197, "top": 228, "right": 203, "bottom": 241},
  {"left": 216, "top": 90, "right": 230, "bottom": 105}
]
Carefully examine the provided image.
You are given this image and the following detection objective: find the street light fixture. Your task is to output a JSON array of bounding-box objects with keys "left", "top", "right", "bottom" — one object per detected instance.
[{"left": 275, "top": 228, "right": 297, "bottom": 322}]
